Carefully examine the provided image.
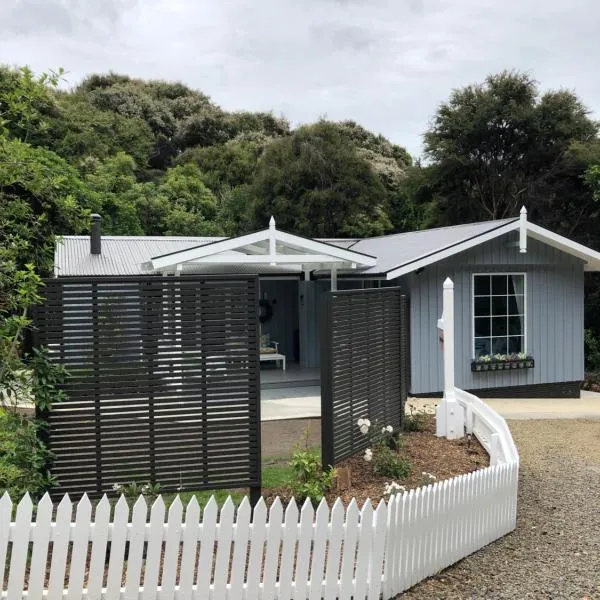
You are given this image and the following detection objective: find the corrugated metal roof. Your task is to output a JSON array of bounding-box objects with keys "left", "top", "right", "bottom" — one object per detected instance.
[
  {"left": 54, "top": 236, "right": 224, "bottom": 276},
  {"left": 54, "top": 219, "right": 518, "bottom": 277},
  {"left": 349, "top": 218, "right": 517, "bottom": 275}
]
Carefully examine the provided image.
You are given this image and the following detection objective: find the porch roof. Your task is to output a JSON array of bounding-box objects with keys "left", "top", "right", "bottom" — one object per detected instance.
[{"left": 140, "top": 217, "right": 377, "bottom": 274}]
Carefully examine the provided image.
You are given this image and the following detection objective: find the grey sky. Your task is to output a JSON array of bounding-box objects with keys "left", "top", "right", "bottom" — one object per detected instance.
[{"left": 1, "top": 0, "right": 598, "bottom": 157}]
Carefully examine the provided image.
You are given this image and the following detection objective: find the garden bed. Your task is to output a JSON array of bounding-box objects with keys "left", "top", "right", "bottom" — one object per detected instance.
[{"left": 263, "top": 415, "right": 489, "bottom": 507}]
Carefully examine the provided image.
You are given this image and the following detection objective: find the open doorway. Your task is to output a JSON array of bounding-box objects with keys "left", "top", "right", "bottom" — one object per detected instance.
[{"left": 259, "top": 278, "right": 319, "bottom": 387}]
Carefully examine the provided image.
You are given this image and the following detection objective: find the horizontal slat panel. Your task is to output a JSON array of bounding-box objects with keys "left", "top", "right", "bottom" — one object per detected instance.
[
  {"left": 321, "top": 288, "right": 409, "bottom": 466},
  {"left": 35, "top": 275, "right": 261, "bottom": 497}
]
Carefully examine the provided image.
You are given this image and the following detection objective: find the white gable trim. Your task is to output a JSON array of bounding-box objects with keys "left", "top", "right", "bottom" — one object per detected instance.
[
  {"left": 527, "top": 223, "right": 600, "bottom": 271},
  {"left": 143, "top": 220, "right": 377, "bottom": 272},
  {"left": 385, "top": 219, "right": 600, "bottom": 280}
]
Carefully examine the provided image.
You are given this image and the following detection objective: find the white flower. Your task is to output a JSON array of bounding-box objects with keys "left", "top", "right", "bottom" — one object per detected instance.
[
  {"left": 386, "top": 425, "right": 393, "bottom": 433},
  {"left": 357, "top": 418, "right": 365, "bottom": 427},
  {"left": 384, "top": 481, "right": 406, "bottom": 496},
  {"left": 364, "top": 448, "right": 373, "bottom": 462},
  {"left": 112, "top": 483, "right": 121, "bottom": 492},
  {"left": 142, "top": 484, "right": 151, "bottom": 494},
  {"left": 360, "top": 424, "right": 370, "bottom": 435},
  {"left": 363, "top": 419, "right": 371, "bottom": 428}
]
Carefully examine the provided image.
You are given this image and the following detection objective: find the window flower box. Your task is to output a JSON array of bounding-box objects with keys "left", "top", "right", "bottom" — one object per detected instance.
[{"left": 471, "top": 354, "right": 534, "bottom": 372}]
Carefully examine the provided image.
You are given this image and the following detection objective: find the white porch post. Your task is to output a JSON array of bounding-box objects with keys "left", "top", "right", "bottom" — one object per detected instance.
[
  {"left": 436, "top": 277, "right": 464, "bottom": 439},
  {"left": 330, "top": 266, "right": 338, "bottom": 291}
]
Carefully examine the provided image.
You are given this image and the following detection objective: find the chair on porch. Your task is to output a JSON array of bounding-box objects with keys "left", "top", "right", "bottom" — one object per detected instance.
[{"left": 260, "top": 333, "right": 286, "bottom": 371}]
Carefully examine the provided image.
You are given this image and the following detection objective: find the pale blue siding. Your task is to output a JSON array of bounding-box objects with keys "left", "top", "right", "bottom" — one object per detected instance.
[{"left": 408, "top": 233, "right": 585, "bottom": 394}]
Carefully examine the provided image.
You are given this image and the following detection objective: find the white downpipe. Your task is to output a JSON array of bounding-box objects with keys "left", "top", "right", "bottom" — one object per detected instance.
[
  {"left": 436, "top": 277, "right": 465, "bottom": 440},
  {"left": 519, "top": 206, "right": 527, "bottom": 253}
]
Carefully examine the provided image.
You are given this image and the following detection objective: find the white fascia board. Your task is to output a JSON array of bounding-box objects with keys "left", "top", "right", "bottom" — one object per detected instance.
[
  {"left": 385, "top": 221, "right": 520, "bottom": 280},
  {"left": 526, "top": 222, "right": 600, "bottom": 271},
  {"left": 149, "top": 229, "right": 271, "bottom": 270},
  {"left": 188, "top": 254, "right": 353, "bottom": 264}
]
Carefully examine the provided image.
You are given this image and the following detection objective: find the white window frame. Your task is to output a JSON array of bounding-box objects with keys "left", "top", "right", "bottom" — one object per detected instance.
[{"left": 471, "top": 272, "right": 527, "bottom": 358}]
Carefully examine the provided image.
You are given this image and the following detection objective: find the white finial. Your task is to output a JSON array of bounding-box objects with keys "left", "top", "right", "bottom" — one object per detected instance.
[
  {"left": 269, "top": 216, "right": 276, "bottom": 230},
  {"left": 519, "top": 206, "right": 527, "bottom": 253},
  {"left": 443, "top": 277, "right": 454, "bottom": 289}
]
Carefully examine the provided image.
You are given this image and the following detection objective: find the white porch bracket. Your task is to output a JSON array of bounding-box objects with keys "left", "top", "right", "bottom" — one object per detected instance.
[{"left": 436, "top": 277, "right": 465, "bottom": 440}]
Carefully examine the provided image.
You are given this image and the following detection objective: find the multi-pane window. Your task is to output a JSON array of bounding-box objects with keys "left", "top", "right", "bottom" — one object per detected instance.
[{"left": 473, "top": 274, "right": 526, "bottom": 357}]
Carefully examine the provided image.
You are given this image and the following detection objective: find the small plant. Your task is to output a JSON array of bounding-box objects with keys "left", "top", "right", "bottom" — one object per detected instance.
[
  {"left": 419, "top": 471, "right": 437, "bottom": 487},
  {"left": 383, "top": 481, "right": 406, "bottom": 497},
  {"left": 289, "top": 428, "right": 336, "bottom": 504},
  {"left": 0, "top": 408, "right": 55, "bottom": 498},
  {"left": 112, "top": 481, "right": 162, "bottom": 502},
  {"left": 373, "top": 445, "right": 411, "bottom": 479},
  {"left": 403, "top": 403, "right": 429, "bottom": 432},
  {"left": 357, "top": 417, "right": 411, "bottom": 479}
]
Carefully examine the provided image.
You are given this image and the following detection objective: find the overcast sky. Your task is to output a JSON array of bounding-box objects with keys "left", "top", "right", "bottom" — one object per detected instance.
[{"left": 1, "top": 0, "right": 599, "bottom": 157}]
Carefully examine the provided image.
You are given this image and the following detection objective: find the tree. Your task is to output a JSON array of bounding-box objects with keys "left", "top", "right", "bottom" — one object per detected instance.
[
  {"left": 84, "top": 152, "right": 144, "bottom": 234},
  {"left": 48, "top": 94, "right": 155, "bottom": 168},
  {"left": 424, "top": 71, "right": 598, "bottom": 227},
  {"left": 157, "top": 163, "right": 223, "bottom": 235},
  {"left": 251, "top": 121, "right": 393, "bottom": 237}
]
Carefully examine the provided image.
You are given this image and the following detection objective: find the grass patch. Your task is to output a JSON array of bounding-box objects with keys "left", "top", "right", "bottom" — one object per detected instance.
[{"left": 160, "top": 456, "right": 300, "bottom": 509}]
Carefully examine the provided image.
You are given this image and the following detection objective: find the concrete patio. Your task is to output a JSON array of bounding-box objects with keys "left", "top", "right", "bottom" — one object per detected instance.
[{"left": 260, "top": 388, "right": 600, "bottom": 421}]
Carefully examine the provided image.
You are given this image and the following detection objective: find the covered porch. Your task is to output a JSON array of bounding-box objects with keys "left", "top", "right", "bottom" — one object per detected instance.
[{"left": 141, "top": 217, "right": 376, "bottom": 393}]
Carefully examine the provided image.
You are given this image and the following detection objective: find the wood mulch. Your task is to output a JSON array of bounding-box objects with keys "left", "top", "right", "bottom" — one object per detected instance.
[{"left": 264, "top": 416, "right": 489, "bottom": 507}]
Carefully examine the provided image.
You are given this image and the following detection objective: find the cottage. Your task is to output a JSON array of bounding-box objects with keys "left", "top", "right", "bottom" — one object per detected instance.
[{"left": 55, "top": 208, "right": 600, "bottom": 397}]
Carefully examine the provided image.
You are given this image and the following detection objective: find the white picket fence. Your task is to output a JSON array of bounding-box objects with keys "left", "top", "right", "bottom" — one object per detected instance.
[{"left": 0, "top": 460, "right": 517, "bottom": 600}]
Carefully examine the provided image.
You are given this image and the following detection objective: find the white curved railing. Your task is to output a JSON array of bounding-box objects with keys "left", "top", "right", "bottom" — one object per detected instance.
[{"left": 454, "top": 387, "right": 519, "bottom": 466}]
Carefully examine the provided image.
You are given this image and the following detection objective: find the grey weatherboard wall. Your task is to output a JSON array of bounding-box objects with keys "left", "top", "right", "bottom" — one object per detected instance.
[{"left": 408, "top": 233, "right": 585, "bottom": 394}]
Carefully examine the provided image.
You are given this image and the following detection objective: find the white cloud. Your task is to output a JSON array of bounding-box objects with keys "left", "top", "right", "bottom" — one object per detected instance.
[{"left": 0, "top": 0, "right": 598, "bottom": 157}]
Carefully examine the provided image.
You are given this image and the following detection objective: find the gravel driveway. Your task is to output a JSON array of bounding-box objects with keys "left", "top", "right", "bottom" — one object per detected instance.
[{"left": 400, "top": 419, "right": 600, "bottom": 600}]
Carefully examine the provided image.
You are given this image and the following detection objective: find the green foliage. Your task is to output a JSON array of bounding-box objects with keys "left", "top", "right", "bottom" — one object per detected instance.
[
  {"left": 0, "top": 65, "right": 64, "bottom": 144},
  {"left": 403, "top": 404, "right": 430, "bottom": 432},
  {"left": 584, "top": 329, "right": 600, "bottom": 371},
  {"left": 252, "top": 121, "right": 393, "bottom": 237},
  {"left": 112, "top": 481, "right": 162, "bottom": 502},
  {"left": 424, "top": 70, "right": 598, "bottom": 228},
  {"left": 289, "top": 429, "right": 336, "bottom": 504},
  {"left": 49, "top": 94, "right": 155, "bottom": 167},
  {"left": 372, "top": 445, "right": 411, "bottom": 479},
  {"left": 0, "top": 409, "right": 55, "bottom": 498}
]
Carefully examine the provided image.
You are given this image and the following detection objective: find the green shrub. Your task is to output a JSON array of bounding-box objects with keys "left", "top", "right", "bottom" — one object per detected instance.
[
  {"left": 584, "top": 329, "right": 600, "bottom": 371},
  {"left": 372, "top": 445, "right": 411, "bottom": 479},
  {"left": 0, "top": 409, "right": 54, "bottom": 498},
  {"left": 403, "top": 404, "right": 429, "bottom": 432},
  {"left": 288, "top": 431, "right": 335, "bottom": 504}
]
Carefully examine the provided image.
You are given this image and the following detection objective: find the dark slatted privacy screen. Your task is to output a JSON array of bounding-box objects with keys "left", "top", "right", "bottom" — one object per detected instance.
[
  {"left": 321, "top": 288, "right": 410, "bottom": 466},
  {"left": 35, "top": 276, "right": 261, "bottom": 497}
]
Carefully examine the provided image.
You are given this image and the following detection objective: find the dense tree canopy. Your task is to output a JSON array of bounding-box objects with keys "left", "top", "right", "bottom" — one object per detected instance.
[
  {"left": 252, "top": 122, "right": 394, "bottom": 237},
  {"left": 423, "top": 71, "right": 599, "bottom": 233},
  {"left": 4, "top": 64, "right": 600, "bottom": 366}
]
